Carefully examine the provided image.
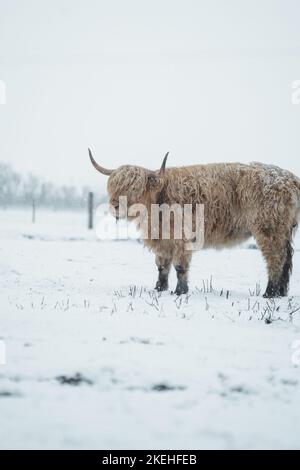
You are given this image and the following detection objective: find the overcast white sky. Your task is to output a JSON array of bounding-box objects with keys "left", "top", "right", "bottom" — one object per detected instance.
[{"left": 0, "top": 0, "right": 300, "bottom": 191}]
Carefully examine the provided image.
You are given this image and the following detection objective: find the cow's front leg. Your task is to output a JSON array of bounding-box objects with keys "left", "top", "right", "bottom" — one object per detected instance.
[
  {"left": 155, "top": 253, "right": 172, "bottom": 292},
  {"left": 173, "top": 251, "right": 192, "bottom": 296}
]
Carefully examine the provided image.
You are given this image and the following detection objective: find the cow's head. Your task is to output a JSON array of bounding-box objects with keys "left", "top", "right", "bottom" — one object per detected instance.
[{"left": 89, "top": 149, "right": 168, "bottom": 219}]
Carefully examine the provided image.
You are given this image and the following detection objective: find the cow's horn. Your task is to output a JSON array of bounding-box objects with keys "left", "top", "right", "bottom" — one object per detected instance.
[
  {"left": 159, "top": 152, "right": 169, "bottom": 175},
  {"left": 88, "top": 148, "right": 114, "bottom": 176}
]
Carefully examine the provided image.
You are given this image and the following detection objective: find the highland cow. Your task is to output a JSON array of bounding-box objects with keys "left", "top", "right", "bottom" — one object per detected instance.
[{"left": 89, "top": 149, "right": 300, "bottom": 298}]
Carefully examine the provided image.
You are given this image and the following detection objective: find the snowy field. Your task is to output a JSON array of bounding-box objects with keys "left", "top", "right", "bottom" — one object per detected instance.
[{"left": 1, "top": 207, "right": 300, "bottom": 450}]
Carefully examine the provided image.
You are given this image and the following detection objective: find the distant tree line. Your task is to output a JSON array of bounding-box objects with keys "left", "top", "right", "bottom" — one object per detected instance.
[{"left": 0, "top": 162, "right": 105, "bottom": 209}]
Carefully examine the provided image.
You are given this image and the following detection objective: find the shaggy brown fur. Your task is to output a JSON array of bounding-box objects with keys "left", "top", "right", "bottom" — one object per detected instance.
[{"left": 90, "top": 151, "right": 300, "bottom": 298}]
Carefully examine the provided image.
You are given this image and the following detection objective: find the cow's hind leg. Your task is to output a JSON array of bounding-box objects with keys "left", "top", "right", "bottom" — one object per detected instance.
[
  {"left": 172, "top": 249, "right": 192, "bottom": 296},
  {"left": 155, "top": 252, "right": 172, "bottom": 292},
  {"left": 254, "top": 229, "right": 292, "bottom": 298},
  {"left": 277, "top": 239, "right": 294, "bottom": 297}
]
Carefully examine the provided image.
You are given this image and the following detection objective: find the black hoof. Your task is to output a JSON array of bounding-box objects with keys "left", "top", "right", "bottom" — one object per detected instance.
[
  {"left": 263, "top": 292, "right": 277, "bottom": 299},
  {"left": 155, "top": 281, "right": 168, "bottom": 292},
  {"left": 172, "top": 281, "right": 189, "bottom": 296},
  {"left": 263, "top": 282, "right": 281, "bottom": 298}
]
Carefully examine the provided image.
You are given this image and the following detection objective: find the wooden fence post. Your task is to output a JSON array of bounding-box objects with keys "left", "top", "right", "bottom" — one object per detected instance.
[{"left": 88, "top": 192, "right": 94, "bottom": 230}]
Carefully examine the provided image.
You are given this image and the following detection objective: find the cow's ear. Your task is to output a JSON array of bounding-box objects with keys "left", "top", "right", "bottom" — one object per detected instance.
[{"left": 147, "top": 174, "right": 161, "bottom": 190}]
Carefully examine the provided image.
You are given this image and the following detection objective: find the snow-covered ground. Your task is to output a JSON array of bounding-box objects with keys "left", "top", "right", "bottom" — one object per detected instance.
[{"left": 1, "top": 207, "right": 300, "bottom": 450}]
